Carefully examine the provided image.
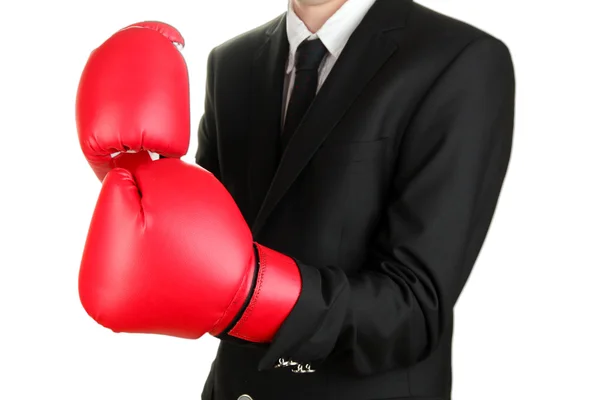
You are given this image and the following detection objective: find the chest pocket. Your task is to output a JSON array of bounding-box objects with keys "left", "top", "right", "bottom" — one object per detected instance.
[{"left": 314, "top": 137, "right": 389, "bottom": 166}]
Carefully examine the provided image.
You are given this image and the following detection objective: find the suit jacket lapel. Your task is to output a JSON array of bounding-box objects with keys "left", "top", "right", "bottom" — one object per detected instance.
[
  {"left": 246, "top": 14, "right": 289, "bottom": 225},
  {"left": 252, "top": 0, "right": 412, "bottom": 235}
]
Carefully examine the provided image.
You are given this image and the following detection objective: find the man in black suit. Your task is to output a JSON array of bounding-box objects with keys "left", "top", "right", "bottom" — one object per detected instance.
[{"left": 196, "top": 0, "right": 515, "bottom": 399}]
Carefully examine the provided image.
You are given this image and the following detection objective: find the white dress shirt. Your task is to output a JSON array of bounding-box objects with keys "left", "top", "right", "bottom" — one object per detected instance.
[{"left": 282, "top": 0, "right": 377, "bottom": 124}]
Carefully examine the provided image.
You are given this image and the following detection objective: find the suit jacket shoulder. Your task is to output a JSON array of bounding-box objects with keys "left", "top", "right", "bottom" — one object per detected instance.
[{"left": 209, "top": 13, "right": 284, "bottom": 63}]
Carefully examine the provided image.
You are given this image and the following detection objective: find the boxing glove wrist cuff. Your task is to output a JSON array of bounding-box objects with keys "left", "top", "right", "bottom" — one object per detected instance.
[
  {"left": 86, "top": 151, "right": 153, "bottom": 181},
  {"left": 227, "top": 243, "right": 302, "bottom": 343}
]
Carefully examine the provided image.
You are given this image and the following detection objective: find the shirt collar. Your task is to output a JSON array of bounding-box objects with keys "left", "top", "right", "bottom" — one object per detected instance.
[{"left": 285, "top": 0, "right": 377, "bottom": 74}]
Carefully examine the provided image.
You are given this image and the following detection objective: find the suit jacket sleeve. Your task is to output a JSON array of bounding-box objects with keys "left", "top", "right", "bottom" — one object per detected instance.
[
  {"left": 195, "top": 49, "right": 221, "bottom": 179},
  {"left": 259, "top": 37, "right": 516, "bottom": 375}
]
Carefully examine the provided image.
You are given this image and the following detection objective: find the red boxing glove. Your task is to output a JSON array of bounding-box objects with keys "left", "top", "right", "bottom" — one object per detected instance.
[
  {"left": 78, "top": 159, "right": 302, "bottom": 343},
  {"left": 76, "top": 21, "right": 190, "bottom": 181}
]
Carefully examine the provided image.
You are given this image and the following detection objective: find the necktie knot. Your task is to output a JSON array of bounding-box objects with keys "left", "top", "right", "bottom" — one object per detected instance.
[{"left": 295, "top": 38, "right": 328, "bottom": 71}]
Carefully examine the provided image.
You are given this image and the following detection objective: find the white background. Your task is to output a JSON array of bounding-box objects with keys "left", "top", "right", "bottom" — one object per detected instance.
[{"left": 0, "top": 0, "right": 598, "bottom": 399}]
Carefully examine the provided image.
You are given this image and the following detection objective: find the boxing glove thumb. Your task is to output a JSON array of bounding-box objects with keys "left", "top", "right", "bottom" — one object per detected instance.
[{"left": 78, "top": 168, "right": 147, "bottom": 333}]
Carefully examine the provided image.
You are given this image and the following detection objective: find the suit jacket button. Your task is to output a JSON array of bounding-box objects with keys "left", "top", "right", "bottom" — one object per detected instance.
[{"left": 238, "top": 395, "right": 253, "bottom": 400}]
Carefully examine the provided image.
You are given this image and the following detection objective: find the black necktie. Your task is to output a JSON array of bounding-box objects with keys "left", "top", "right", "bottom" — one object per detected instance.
[{"left": 280, "top": 38, "right": 328, "bottom": 153}]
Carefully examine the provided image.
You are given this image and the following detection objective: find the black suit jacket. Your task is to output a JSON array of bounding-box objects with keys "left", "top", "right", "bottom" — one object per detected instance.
[{"left": 196, "top": 1, "right": 515, "bottom": 399}]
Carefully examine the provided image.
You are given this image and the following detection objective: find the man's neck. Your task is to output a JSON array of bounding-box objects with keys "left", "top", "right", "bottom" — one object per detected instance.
[{"left": 292, "top": 0, "right": 349, "bottom": 33}]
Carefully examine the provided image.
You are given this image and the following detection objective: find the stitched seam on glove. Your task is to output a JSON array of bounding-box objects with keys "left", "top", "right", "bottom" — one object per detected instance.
[
  {"left": 228, "top": 245, "right": 268, "bottom": 341},
  {"left": 208, "top": 251, "right": 256, "bottom": 335}
]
